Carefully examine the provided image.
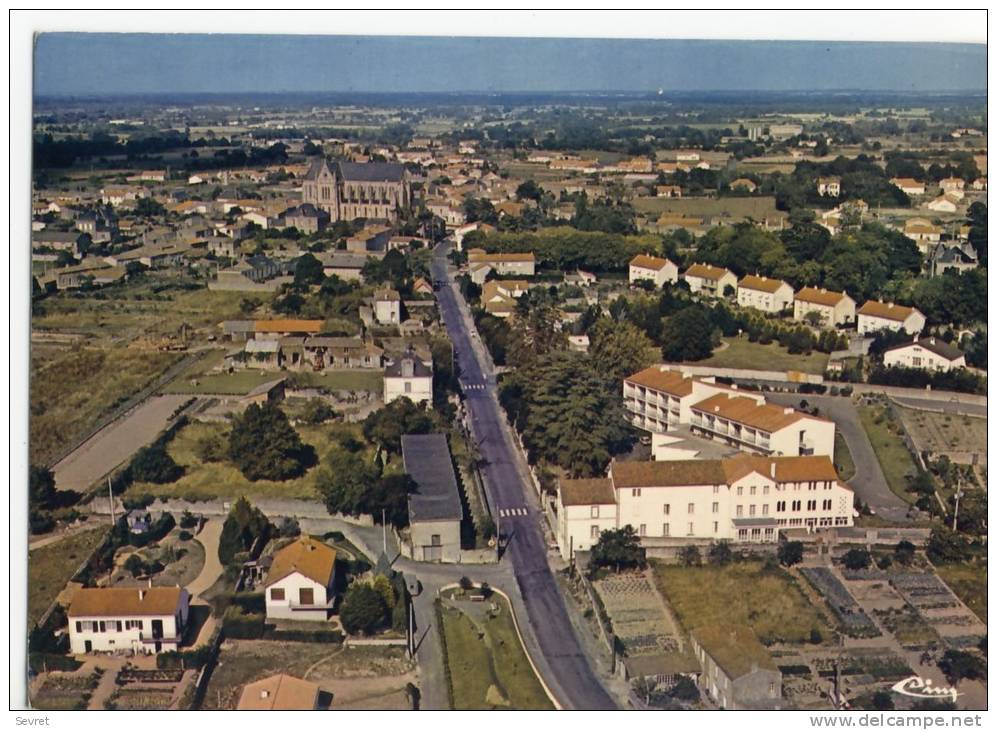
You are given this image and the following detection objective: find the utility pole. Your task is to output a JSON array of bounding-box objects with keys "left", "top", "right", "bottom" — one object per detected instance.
[
  {"left": 952, "top": 481, "right": 963, "bottom": 532},
  {"left": 382, "top": 509, "right": 387, "bottom": 554},
  {"left": 108, "top": 476, "right": 115, "bottom": 526}
]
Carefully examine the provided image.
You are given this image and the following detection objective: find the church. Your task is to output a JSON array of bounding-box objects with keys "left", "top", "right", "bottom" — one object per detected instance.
[{"left": 301, "top": 157, "right": 412, "bottom": 223}]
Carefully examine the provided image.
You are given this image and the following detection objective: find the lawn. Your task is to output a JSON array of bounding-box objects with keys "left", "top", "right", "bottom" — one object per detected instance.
[
  {"left": 438, "top": 594, "right": 553, "bottom": 710},
  {"left": 632, "top": 195, "right": 784, "bottom": 221},
  {"left": 935, "top": 561, "right": 987, "bottom": 623},
  {"left": 857, "top": 404, "right": 919, "bottom": 505},
  {"left": 834, "top": 432, "right": 856, "bottom": 481},
  {"left": 28, "top": 526, "right": 109, "bottom": 627},
  {"left": 123, "top": 420, "right": 357, "bottom": 501},
  {"left": 30, "top": 346, "right": 183, "bottom": 464},
  {"left": 651, "top": 560, "right": 833, "bottom": 645},
  {"left": 897, "top": 407, "right": 987, "bottom": 455},
  {"left": 163, "top": 368, "right": 383, "bottom": 396},
  {"left": 698, "top": 337, "right": 830, "bottom": 375}
]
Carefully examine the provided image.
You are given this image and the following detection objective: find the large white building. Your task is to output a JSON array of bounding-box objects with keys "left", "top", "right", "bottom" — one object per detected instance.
[
  {"left": 467, "top": 249, "right": 536, "bottom": 284},
  {"left": 68, "top": 586, "right": 190, "bottom": 654},
  {"left": 793, "top": 287, "right": 856, "bottom": 328},
  {"left": 857, "top": 301, "right": 926, "bottom": 336},
  {"left": 373, "top": 289, "right": 402, "bottom": 325},
  {"left": 736, "top": 275, "right": 794, "bottom": 313},
  {"left": 555, "top": 454, "right": 854, "bottom": 559},
  {"left": 264, "top": 537, "right": 337, "bottom": 622},
  {"left": 883, "top": 337, "right": 966, "bottom": 372},
  {"left": 683, "top": 263, "right": 738, "bottom": 299},
  {"left": 629, "top": 254, "right": 679, "bottom": 287},
  {"left": 623, "top": 367, "right": 835, "bottom": 458}
]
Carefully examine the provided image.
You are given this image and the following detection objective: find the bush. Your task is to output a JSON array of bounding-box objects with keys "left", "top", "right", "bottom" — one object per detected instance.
[
  {"left": 29, "top": 510, "right": 56, "bottom": 535},
  {"left": 228, "top": 402, "right": 316, "bottom": 481},
  {"left": 842, "top": 548, "right": 872, "bottom": 571},
  {"left": 194, "top": 432, "right": 228, "bottom": 463},
  {"left": 299, "top": 398, "right": 337, "bottom": 425},
  {"left": 178, "top": 530, "right": 193, "bottom": 541},
  {"left": 778, "top": 540, "right": 804, "bottom": 567},
  {"left": 156, "top": 644, "right": 214, "bottom": 670},
  {"left": 130, "top": 442, "right": 183, "bottom": 484},
  {"left": 262, "top": 626, "right": 345, "bottom": 644},
  {"left": 179, "top": 510, "right": 198, "bottom": 529},
  {"left": 222, "top": 605, "right": 265, "bottom": 639},
  {"left": 340, "top": 583, "right": 388, "bottom": 635}
]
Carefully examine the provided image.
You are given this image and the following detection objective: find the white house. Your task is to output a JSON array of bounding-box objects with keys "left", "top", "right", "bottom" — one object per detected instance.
[
  {"left": 890, "top": 178, "right": 926, "bottom": 197},
  {"left": 373, "top": 289, "right": 402, "bottom": 325},
  {"left": 68, "top": 586, "right": 190, "bottom": 654},
  {"left": 926, "top": 195, "right": 959, "bottom": 213},
  {"left": 857, "top": 301, "right": 926, "bottom": 336},
  {"left": 555, "top": 454, "right": 853, "bottom": 559},
  {"left": 736, "top": 275, "right": 794, "bottom": 313},
  {"left": 467, "top": 249, "right": 536, "bottom": 283},
  {"left": 793, "top": 287, "right": 856, "bottom": 328},
  {"left": 817, "top": 177, "right": 841, "bottom": 197},
  {"left": 940, "top": 177, "right": 966, "bottom": 194},
  {"left": 264, "top": 536, "right": 337, "bottom": 622},
  {"left": 883, "top": 337, "right": 966, "bottom": 372},
  {"left": 480, "top": 279, "right": 529, "bottom": 318},
  {"left": 904, "top": 219, "right": 943, "bottom": 253},
  {"left": 683, "top": 263, "right": 738, "bottom": 298},
  {"left": 629, "top": 254, "right": 679, "bottom": 287},
  {"left": 384, "top": 351, "right": 433, "bottom": 405}
]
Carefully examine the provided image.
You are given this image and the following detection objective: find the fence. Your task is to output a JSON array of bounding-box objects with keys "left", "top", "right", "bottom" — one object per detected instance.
[{"left": 189, "top": 626, "right": 225, "bottom": 710}]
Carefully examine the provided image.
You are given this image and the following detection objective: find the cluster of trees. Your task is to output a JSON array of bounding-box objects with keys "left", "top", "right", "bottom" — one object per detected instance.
[
  {"left": 339, "top": 573, "right": 407, "bottom": 635},
  {"left": 909, "top": 269, "right": 988, "bottom": 328},
  {"left": 589, "top": 526, "right": 646, "bottom": 573},
  {"left": 467, "top": 226, "right": 663, "bottom": 272},
  {"left": 228, "top": 402, "right": 317, "bottom": 481},
  {"left": 768, "top": 155, "right": 911, "bottom": 210},
  {"left": 218, "top": 497, "right": 272, "bottom": 566},
  {"left": 868, "top": 364, "right": 986, "bottom": 395},
  {"left": 316, "top": 399, "right": 439, "bottom": 527},
  {"left": 499, "top": 350, "right": 632, "bottom": 477}
]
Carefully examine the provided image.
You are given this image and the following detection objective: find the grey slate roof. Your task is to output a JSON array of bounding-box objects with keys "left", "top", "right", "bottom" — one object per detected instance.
[
  {"left": 384, "top": 353, "right": 433, "bottom": 378},
  {"left": 303, "top": 158, "right": 406, "bottom": 183},
  {"left": 402, "top": 433, "right": 464, "bottom": 523}
]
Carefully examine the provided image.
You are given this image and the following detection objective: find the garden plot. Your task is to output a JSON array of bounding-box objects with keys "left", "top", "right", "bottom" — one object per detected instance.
[
  {"left": 897, "top": 407, "right": 987, "bottom": 464},
  {"left": 31, "top": 670, "right": 103, "bottom": 710},
  {"left": 593, "top": 571, "right": 681, "bottom": 656},
  {"left": 890, "top": 572, "right": 986, "bottom": 644},
  {"left": 800, "top": 568, "right": 879, "bottom": 637}
]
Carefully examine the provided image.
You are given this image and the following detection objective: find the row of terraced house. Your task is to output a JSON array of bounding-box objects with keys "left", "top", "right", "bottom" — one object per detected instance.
[{"left": 628, "top": 254, "right": 927, "bottom": 334}]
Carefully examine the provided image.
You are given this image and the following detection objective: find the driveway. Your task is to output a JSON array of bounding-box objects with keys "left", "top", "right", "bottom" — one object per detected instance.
[
  {"left": 765, "top": 393, "right": 910, "bottom": 522},
  {"left": 52, "top": 394, "right": 192, "bottom": 492},
  {"left": 186, "top": 519, "right": 224, "bottom": 598}
]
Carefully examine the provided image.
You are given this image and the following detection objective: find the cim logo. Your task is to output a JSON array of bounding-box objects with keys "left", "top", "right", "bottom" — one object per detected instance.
[{"left": 891, "top": 676, "right": 960, "bottom": 703}]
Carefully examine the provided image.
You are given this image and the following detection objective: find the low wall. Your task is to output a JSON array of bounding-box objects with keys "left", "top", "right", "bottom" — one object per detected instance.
[{"left": 668, "top": 363, "right": 824, "bottom": 385}]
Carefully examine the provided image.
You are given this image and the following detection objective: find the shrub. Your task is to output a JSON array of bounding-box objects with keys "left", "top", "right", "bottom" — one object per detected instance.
[
  {"left": 130, "top": 443, "right": 183, "bottom": 484},
  {"left": 178, "top": 530, "right": 193, "bottom": 542},
  {"left": 340, "top": 583, "right": 388, "bottom": 635},
  {"left": 842, "top": 548, "right": 872, "bottom": 571},
  {"left": 778, "top": 541, "right": 804, "bottom": 567},
  {"left": 222, "top": 606, "right": 265, "bottom": 639}
]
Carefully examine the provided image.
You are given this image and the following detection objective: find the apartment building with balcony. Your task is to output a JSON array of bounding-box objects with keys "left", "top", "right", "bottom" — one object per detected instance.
[
  {"left": 555, "top": 454, "right": 853, "bottom": 559},
  {"left": 736, "top": 275, "right": 794, "bottom": 314},
  {"left": 793, "top": 287, "right": 856, "bottom": 328},
  {"left": 683, "top": 263, "right": 738, "bottom": 299}
]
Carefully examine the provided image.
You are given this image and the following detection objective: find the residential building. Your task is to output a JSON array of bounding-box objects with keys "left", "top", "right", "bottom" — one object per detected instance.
[
  {"left": 728, "top": 178, "right": 758, "bottom": 193},
  {"left": 68, "top": 586, "right": 190, "bottom": 654},
  {"left": 555, "top": 453, "right": 853, "bottom": 558},
  {"left": 264, "top": 536, "right": 337, "bottom": 622},
  {"left": 793, "top": 287, "right": 856, "bottom": 328},
  {"left": 318, "top": 252, "right": 367, "bottom": 281},
  {"left": 736, "top": 275, "right": 794, "bottom": 313},
  {"left": 277, "top": 203, "right": 329, "bottom": 234},
  {"left": 883, "top": 337, "right": 966, "bottom": 372},
  {"left": 890, "top": 178, "right": 926, "bottom": 196},
  {"left": 656, "top": 185, "right": 682, "bottom": 198},
  {"left": 481, "top": 279, "right": 529, "bottom": 318},
  {"left": 237, "top": 674, "right": 320, "bottom": 710},
  {"left": 624, "top": 367, "right": 732, "bottom": 432},
  {"left": 929, "top": 244, "right": 978, "bottom": 277},
  {"left": 691, "top": 625, "right": 782, "bottom": 710},
  {"left": 689, "top": 393, "right": 835, "bottom": 457},
  {"left": 940, "top": 177, "right": 966, "bottom": 194},
  {"left": 402, "top": 433, "right": 464, "bottom": 562},
  {"left": 346, "top": 225, "right": 392, "bottom": 253},
  {"left": 904, "top": 219, "right": 943, "bottom": 253},
  {"left": 384, "top": 350, "right": 433, "bottom": 405},
  {"left": 629, "top": 254, "right": 679, "bottom": 288},
  {"left": 817, "top": 177, "right": 841, "bottom": 197},
  {"left": 301, "top": 158, "right": 412, "bottom": 222},
  {"left": 453, "top": 221, "right": 495, "bottom": 252},
  {"left": 373, "top": 289, "right": 402, "bottom": 325},
  {"left": 683, "top": 263, "right": 738, "bottom": 298},
  {"left": 856, "top": 301, "right": 926, "bottom": 336},
  {"left": 467, "top": 249, "right": 536, "bottom": 283},
  {"left": 252, "top": 319, "right": 324, "bottom": 339}
]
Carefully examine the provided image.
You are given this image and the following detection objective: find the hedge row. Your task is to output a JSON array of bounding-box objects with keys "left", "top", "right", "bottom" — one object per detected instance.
[
  {"left": 221, "top": 606, "right": 265, "bottom": 639},
  {"left": 262, "top": 627, "right": 344, "bottom": 644}
]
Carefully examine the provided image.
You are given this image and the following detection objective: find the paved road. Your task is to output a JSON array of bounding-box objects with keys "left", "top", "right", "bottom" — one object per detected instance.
[
  {"left": 766, "top": 393, "right": 910, "bottom": 522},
  {"left": 52, "top": 394, "right": 192, "bottom": 492},
  {"left": 431, "top": 242, "right": 617, "bottom": 710}
]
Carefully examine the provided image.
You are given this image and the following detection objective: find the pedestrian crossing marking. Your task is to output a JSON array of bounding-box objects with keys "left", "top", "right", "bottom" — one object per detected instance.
[
  {"left": 461, "top": 383, "right": 487, "bottom": 391},
  {"left": 498, "top": 508, "right": 528, "bottom": 517}
]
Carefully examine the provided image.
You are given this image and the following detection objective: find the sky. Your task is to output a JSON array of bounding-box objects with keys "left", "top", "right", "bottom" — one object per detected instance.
[{"left": 33, "top": 34, "right": 986, "bottom": 97}]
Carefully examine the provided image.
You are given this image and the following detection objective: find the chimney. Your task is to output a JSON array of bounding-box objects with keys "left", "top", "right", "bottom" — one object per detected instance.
[
  {"left": 929, "top": 337, "right": 936, "bottom": 345},
  {"left": 138, "top": 589, "right": 146, "bottom": 601},
  {"left": 770, "top": 463, "right": 776, "bottom": 478},
  {"left": 887, "top": 302, "right": 894, "bottom": 309},
  {"left": 260, "top": 690, "right": 270, "bottom": 699},
  {"left": 784, "top": 407, "right": 794, "bottom": 415}
]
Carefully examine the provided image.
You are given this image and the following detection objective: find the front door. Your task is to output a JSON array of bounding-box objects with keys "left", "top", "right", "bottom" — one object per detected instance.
[
  {"left": 84, "top": 640, "right": 92, "bottom": 653},
  {"left": 151, "top": 619, "right": 163, "bottom": 639}
]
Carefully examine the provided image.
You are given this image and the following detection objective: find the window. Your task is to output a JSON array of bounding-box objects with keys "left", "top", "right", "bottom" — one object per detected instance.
[
  {"left": 591, "top": 525, "right": 600, "bottom": 539},
  {"left": 713, "top": 485, "right": 720, "bottom": 494},
  {"left": 591, "top": 505, "right": 600, "bottom": 518},
  {"left": 736, "top": 505, "right": 743, "bottom": 517},
  {"left": 736, "top": 486, "right": 743, "bottom": 496},
  {"left": 639, "top": 524, "right": 647, "bottom": 537},
  {"left": 749, "top": 505, "right": 756, "bottom": 517},
  {"left": 687, "top": 503, "right": 695, "bottom": 514},
  {"left": 299, "top": 588, "right": 314, "bottom": 606},
  {"left": 663, "top": 523, "right": 670, "bottom": 537},
  {"left": 631, "top": 488, "right": 641, "bottom": 497},
  {"left": 823, "top": 499, "right": 832, "bottom": 510},
  {"left": 125, "top": 620, "right": 142, "bottom": 630},
  {"left": 750, "top": 486, "right": 756, "bottom": 496},
  {"left": 762, "top": 505, "right": 769, "bottom": 516},
  {"left": 270, "top": 588, "right": 285, "bottom": 601},
  {"left": 807, "top": 500, "right": 817, "bottom": 511},
  {"left": 713, "top": 521, "right": 719, "bottom": 533},
  {"left": 431, "top": 534, "right": 442, "bottom": 546},
  {"left": 712, "top": 502, "right": 719, "bottom": 514},
  {"left": 404, "top": 382, "right": 412, "bottom": 393},
  {"left": 663, "top": 504, "right": 670, "bottom": 515},
  {"left": 776, "top": 501, "right": 786, "bottom": 513},
  {"left": 687, "top": 522, "right": 694, "bottom": 536},
  {"left": 763, "top": 485, "right": 770, "bottom": 495},
  {"left": 764, "top": 528, "right": 774, "bottom": 540},
  {"left": 738, "top": 529, "right": 748, "bottom": 540},
  {"left": 792, "top": 500, "right": 801, "bottom": 511}
]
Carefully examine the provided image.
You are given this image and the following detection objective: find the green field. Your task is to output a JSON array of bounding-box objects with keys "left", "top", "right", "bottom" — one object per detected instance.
[
  {"left": 30, "top": 346, "right": 183, "bottom": 465},
  {"left": 834, "top": 432, "right": 857, "bottom": 481},
  {"left": 633, "top": 195, "right": 785, "bottom": 221},
  {"left": 652, "top": 560, "right": 833, "bottom": 645},
  {"left": 857, "top": 404, "right": 919, "bottom": 504},
  {"left": 124, "top": 420, "right": 362, "bottom": 501},
  {"left": 163, "top": 368, "right": 383, "bottom": 395},
  {"left": 935, "top": 561, "right": 988, "bottom": 623},
  {"left": 698, "top": 337, "right": 830, "bottom": 375},
  {"left": 28, "top": 526, "right": 109, "bottom": 628},
  {"left": 438, "top": 594, "right": 553, "bottom": 710}
]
